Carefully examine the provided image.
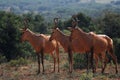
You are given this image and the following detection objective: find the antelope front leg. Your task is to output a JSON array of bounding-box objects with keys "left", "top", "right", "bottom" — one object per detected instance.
[
  {"left": 91, "top": 47, "right": 95, "bottom": 73},
  {"left": 37, "top": 53, "right": 40, "bottom": 74},
  {"left": 41, "top": 49, "right": 45, "bottom": 74},
  {"left": 51, "top": 52, "right": 56, "bottom": 72},
  {"left": 68, "top": 48, "right": 73, "bottom": 73}
]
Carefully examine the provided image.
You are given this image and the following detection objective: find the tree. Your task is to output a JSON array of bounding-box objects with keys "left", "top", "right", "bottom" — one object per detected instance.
[
  {"left": 76, "top": 13, "right": 91, "bottom": 28},
  {"left": 0, "top": 12, "right": 34, "bottom": 61},
  {"left": 0, "top": 12, "right": 21, "bottom": 61},
  {"left": 63, "top": 13, "right": 92, "bottom": 32},
  {"left": 99, "top": 12, "right": 120, "bottom": 63},
  {"left": 33, "top": 14, "right": 48, "bottom": 33},
  {"left": 101, "top": 12, "right": 120, "bottom": 38},
  {"left": 22, "top": 13, "right": 48, "bottom": 33}
]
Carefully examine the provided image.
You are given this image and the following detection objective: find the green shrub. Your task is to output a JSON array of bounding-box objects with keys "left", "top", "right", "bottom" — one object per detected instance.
[
  {"left": 45, "top": 54, "right": 51, "bottom": 61},
  {"left": 9, "top": 57, "right": 28, "bottom": 67},
  {"left": 73, "top": 54, "right": 87, "bottom": 69},
  {"left": 113, "top": 38, "right": 120, "bottom": 63},
  {"left": 0, "top": 54, "right": 7, "bottom": 64},
  {"left": 63, "top": 62, "right": 69, "bottom": 69},
  {"left": 80, "top": 73, "right": 93, "bottom": 80}
]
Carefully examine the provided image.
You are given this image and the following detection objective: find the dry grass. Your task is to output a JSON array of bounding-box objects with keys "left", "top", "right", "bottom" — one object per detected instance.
[{"left": 0, "top": 53, "right": 120, "bottom": 80}]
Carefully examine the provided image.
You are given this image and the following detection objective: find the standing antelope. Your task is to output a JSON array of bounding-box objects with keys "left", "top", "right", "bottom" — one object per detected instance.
[
  {"left": 49, "top": 18, "right": 95, "bottom": 73},
  {"left": 20, "top": 20, "right": 60, "bottom": 74},
  {"left": 68, "top": 16, "right": 118, "bottom": 73},
  {"left": 93, "top": 34, "right": 118, "bottom": 73},
  {"left": 49, "top": 18, "right": 73, "bottom": 73}
]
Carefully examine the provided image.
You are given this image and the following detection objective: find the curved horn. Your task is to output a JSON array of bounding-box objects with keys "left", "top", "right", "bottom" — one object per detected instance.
[
  {"left": 53, "top": 18, "right": 59, "bottom": 29},
  {"left": 72, "top": 15, "right": 79, "bottom": 22},
  {"left": 23, "top": 18, "right": 29, "bottom": 29},
  {"left": 71, "top": 15, "right": 77, "bottom": 28},
  {"left": 75, "top": 17, "right": 80, "bottom": 22},
  {"left": 71, "top": 15, "right": 80, "bottom": 28}
]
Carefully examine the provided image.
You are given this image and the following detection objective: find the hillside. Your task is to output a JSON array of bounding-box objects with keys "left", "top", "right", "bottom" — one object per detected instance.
[{"left": 0, "top": 0, "right": 120, "bottom": 20}]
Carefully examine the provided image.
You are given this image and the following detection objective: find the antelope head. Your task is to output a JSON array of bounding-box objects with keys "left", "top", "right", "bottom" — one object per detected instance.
[
  {"left": 49, "top": 18, "right": 59, "bottom": 41},
  {"left": 71, "top": 15, "right": 79, "bottom": 28},
  {"left": 53, "top": 18, "right": 59, "bottom": 29},
  {"left": 20, "top": 18, "right": 29, "bottom": 42}
]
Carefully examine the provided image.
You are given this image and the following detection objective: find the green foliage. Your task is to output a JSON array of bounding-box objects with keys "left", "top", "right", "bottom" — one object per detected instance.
[
  {"left": 113, "top": 38, "right": 120, "bottom": 63},
  {"left": 0, "top": 10, "right": 120, "bottom": 64},
  {"left": 79, "top": 73, "right": 93, "bottom": 80},
  {"left": 95, "top": 12, "right": 120, "bottom": 63},
  {"left": 9, "top": 57, "right": 28, "bottom": 67},
  {"left": 63, "top": 62, "right": 69, "bottom": 69},
  {"left": 101, "top": 12, "right": 120, "bottom": 38},
  {"left": 63, "top": 29, "right": 71, "bottom": 35},
  {"left": 73, "top": 54, "right": 87, "bottom": 69},
  {"left": 92, "top": 12, "right": 120, "bottom": 63},
  {"left": 0, "top": 0, "right": 120, "bottom": 21},
  {"left": 77, "top": 13, "right": 91, "bottom": 28},
  {"left": 0, "top": 11, "right": 45, "bottom": 61},
  {"left": 0, "top": 11, "right": 23, "bottom": 61},
  {"left": 63, "top": 13, "right": 92, "bottom": 32},
  {"left": 20, "top": 42, "right": 35, "bottom": 58},
  {"left": 44, "top": 54, "right": 51, "bottom": 61},
  {"left": 0, "top": 54, "right": 7, "bottom": 64},
  {"left": 22, "top": 13, "right": 48, "bottom": 33},
  {"left": 63, "top": 19, "right": 72, "bottom": 29}
]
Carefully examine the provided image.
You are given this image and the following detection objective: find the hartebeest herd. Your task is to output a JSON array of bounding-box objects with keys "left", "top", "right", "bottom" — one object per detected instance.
[{"left": 20, "top": 16, "right": 118, "bottom": 75}]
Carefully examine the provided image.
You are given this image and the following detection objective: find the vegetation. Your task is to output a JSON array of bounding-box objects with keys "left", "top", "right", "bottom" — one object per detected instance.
[
  {"left": 0, "top": 11, "right": 47, "bottom": 61},
  {"left": 0, "top": 9, "right": 119, "bottom": 80},
  {"left": 9, "top": 57, "right": 28, "bottom": 67},
  {"left": 0, "top": 1, "right": 119, "bottom": 80},
  {"left": 0, "top": 0, "right": 120, "bottom": 21},
  {"left": 73, "top": 54, "right": 87, "bottom": 69},
  {"left": 0, "top": 10, "right": 120, "bottom": 63}
]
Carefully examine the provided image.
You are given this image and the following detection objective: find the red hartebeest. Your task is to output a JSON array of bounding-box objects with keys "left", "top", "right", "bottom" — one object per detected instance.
[{"left": 20, "top": 19, "right": 60, "bottom": 74}]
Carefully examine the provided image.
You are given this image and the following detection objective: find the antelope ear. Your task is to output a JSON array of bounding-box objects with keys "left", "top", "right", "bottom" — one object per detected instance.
[
  {"left": 67, "top": 27, "right": 72, "bottom": 31},
  {"left": 19, "top": 28, "right": 27, "bottom": 32}
]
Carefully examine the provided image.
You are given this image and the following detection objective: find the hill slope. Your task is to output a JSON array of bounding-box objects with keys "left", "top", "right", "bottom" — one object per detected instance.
[{"left": 0, "top": 0, "right": 120, "bottom": 20}]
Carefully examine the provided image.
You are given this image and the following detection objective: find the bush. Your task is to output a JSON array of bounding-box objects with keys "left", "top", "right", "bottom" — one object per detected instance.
[
  {"left": 80, "top": 73, "right": 93, "bottom": 80},
  {"left": 44, "top": 54, "right": 52, "bottom": 61},
  {"left": 9, "top": 57, "right": 28, "bottom": 67},
  {"left": 73, "top": 54, "right": 87, "bottom": 69},
  {"left": 63, "top": 62, "right": 69, "bottom": 69},
  {"left": 113, "top": 38, "right": 120, "bottom": 63},
  {"left": 0, "top": 54, "right": 7, "bottom": 64}
]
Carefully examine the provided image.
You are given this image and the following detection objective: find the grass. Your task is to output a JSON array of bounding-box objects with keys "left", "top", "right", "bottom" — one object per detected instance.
[
  {"left": 0, "top": 53, "right": 119, "bottom": 80},
  {"left": 79, "top": 73, "right": 93, "bottom": 80},
  {"left": 9, "top": 57, "right": 28, "bottom": 67}
]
